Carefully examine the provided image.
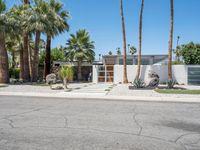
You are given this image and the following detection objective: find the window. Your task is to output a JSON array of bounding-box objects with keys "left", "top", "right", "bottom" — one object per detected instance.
[{"left": 119, "top": 58, "right": 133, "bottom": 65}]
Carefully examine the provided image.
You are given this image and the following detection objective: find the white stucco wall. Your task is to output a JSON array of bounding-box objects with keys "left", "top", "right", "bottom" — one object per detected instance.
[
  {"left": 113, "top": 65, "right": 168, "bottom": 84},
  {"left": 92, "top": 65, "right": 98, "bottom": 83},
  {"left": 93, "top": 65, "right": 200, "bottom": 85}
]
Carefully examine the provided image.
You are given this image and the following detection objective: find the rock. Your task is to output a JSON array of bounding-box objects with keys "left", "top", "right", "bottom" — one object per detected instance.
[
  {"left": 46, "top": 73, "right": 57, "bottom": 85},
  {"left": 50, "top": 84, "right": 64, "bottom": 90},
  {"left": 146, "top": 71, "right": 160, "bottom": 88}
]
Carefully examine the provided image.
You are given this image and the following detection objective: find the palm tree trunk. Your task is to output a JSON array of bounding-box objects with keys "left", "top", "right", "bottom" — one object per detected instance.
[
  {"left": 136, "top": 0, "right": 145, "bottom": 80},
  {"left": 12, "top": 51, "right": 15, "bottom": 68},
  {"left": 23, "top": 0, "right": 30, "bottom": 81},
  {"left": 0, "top": 31, "right": 9, "bottom": 83},
  {"left": 120, "top": 0, "right": 128, "bottom": 84},
  {"left": 77, "top": 61, "right": 82, "bottom": 81},
  {"left": 19, "top": 43, "right": 24, "bottom": 80},
  {"left": 44, "top": 34, "right": 51, "bottom": 78},
  {"left": 23, "top": 34, "right": 30, "bottom": 81},
  {"left": 28, "top": 41, "right": 33, "bottom": 81},
  {"left": 63, "top": 78, "right": 68, "bottom": 89},
  {"left": 32, "top": 31, "right": 41, "bottom": 82},
  {"left": 168, "top": 0, "right": 174, "bottom": 80},
  {"left": 19, "top": 44, "right": 24, "bottom": 80}
]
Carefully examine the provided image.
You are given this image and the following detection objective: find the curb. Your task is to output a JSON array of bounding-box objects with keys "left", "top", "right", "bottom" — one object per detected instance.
[{"left": 0, "top": 92, "right": 200, "bottom": 103}]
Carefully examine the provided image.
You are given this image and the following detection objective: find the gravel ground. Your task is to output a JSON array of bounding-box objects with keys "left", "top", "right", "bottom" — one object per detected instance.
[{"left": 108, "top": 84, "right": 200, "bottom": 99}]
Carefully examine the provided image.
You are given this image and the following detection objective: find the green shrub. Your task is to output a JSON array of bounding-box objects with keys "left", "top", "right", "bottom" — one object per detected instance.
[
  {"left": 167, "top": 79, "right": 176, "bottom": 89},
  {"left": 9, "top": 68, "right": 20, "bottom": 79},
  {"left": 133, "top": 78, "right": 145, "bottom": 88},
  {"left": 59, "top": 65, "right": 74, "bottom": 89}
]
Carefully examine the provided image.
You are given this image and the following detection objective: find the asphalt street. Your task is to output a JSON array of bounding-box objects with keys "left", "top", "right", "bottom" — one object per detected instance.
[{"left": 0, "top": 96, "right": 200, "bottom": 150}]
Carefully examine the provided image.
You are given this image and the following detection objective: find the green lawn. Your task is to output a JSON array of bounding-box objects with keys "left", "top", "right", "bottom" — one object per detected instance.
[{"left": 155, "top": 89, "right": 200, "bottom": 95}]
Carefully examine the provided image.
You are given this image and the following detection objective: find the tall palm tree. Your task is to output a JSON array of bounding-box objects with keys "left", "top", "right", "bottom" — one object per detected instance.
[
  {"left": 168, "top": 0, "right": 174, "bottom": 80},
  {"left": 0, "top": 0, "right": 9, "bottom": 83},
  {"left": 136, "top": 0, "right": 144, "bottom": 79},
  {"left": 28, "top": 0, "right": 48, "bottom": 81},
  {"left": 65, "top": 29, "right": 95, "bottom": 81},
  {"left": 8, "top": 5, "right": 27, "bottom": 80},
  {"left": 120, "top": 0, "right": 128, "bottom": 83},
  {"left": 44, "top": 0, "right": 69, "bottom": 78},
  {"left": 23, "top": 0, "right": 30, "bottom": 81}
]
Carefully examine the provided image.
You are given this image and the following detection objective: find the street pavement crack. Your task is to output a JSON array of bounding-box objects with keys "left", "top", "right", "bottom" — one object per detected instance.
[
  {"left": 3, "top": 118, "right": 14, "bottom": 128},
  {"left": 133, "top": 107, "right": 143, "bottom": 136},
  {"left": 1, "top": 101, "right": 66, "bottom": 120},
  {"left": 174, "top": 133, "right": 200, "bottom": 150},
  {"left": 64, "top": 117, "right": 68, "bottom": 128}
]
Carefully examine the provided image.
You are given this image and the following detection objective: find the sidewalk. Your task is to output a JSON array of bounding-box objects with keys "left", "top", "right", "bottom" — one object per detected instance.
[{"left": 0, "top": 83, "right": 200, "bottom": 103}]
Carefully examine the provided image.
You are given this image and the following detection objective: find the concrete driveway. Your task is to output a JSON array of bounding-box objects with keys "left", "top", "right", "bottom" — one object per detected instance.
[{"left": 0, "top": 96, "right": 200, "bottom": 150}]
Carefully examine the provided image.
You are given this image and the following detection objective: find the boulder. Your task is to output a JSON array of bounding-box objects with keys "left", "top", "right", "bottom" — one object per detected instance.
[
  {"left": 46, "top": 73, "right": 57, "bottom": 85},
  {"left": 146, "top": 71, "right": 160, "bottom": 88}
]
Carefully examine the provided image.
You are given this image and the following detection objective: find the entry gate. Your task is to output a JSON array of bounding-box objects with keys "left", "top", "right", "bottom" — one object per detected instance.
[{"left": 188, "top": 67, "right": 200, "bottom": 85}]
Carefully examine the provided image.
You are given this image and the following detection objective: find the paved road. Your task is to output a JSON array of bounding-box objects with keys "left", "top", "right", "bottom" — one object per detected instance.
[{"left": 0, "top": 96, "right": 200, "bottom": 150}]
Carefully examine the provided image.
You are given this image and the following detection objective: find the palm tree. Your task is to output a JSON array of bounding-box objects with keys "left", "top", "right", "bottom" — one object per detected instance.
[
  {"left": 129, "top": 46, "right": 137, "bottom": 55},
  {"left": 168, "top": 0, "right": 174, "bottom": 80},
  {"left": 0, "top": 0, "right": 9, "bottom": 83},
  {"left": 65, "top": 29, "right": 95, "bottom": 81},
  {"left": 116, "top": 48, "right": 121, "bottom": 55},
  {"left": 108, "top": 51, "right": 113, "bottom": 55},
  {"left": 136, "top": 0, "right": 144, "bottom": 79},
  {"left": 8, "top": 5, "right": 29, "bottom": 80},
  {"left": 44, "top": 0, "right": 69, "bottom": 78},
  {"left": 120, "top": 0, "right": 128, "bottom": 83},
  {"left": 23, "top": 0, "right": 31, "bottom": 81},
  {"left": 28, "top": 0, "right": 49, "bottom": 81}
]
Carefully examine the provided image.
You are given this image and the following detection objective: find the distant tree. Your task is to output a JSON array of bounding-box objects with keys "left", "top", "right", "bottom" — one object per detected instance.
[
  {"left": 180, "top": 42, "right": 200, "bottom": 65},
  {"left": 173, "top": 36, "right": 181, "bottom": 63},
  {"left": 129, "top": 46, "right": 137, "bottom": 55},
  {"left": 39, "top": 47, "right": 64, "bottom": 66},
  {"left": 108, "top": 51, "right": 113, "bottom": 55},
  {"left": 116, "top": 48, "right": 121, "bottom": 55},
  {"left": 173, "top": 46, "right": 181, "bottom": 63}
]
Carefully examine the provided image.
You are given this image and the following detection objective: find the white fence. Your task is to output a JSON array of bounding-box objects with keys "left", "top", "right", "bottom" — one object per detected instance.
[{"left": 93, "top": 65, "right": 200, "bottom": 85}]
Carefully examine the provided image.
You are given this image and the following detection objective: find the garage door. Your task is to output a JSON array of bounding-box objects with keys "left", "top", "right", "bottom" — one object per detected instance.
[{"left": 188, "top": 67, "right": 200, "bottom": 85}]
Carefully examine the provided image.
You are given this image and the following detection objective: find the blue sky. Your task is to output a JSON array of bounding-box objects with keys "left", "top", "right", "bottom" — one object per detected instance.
[{"left": 6, "top": 0, "right": 200, "bottom": 57}]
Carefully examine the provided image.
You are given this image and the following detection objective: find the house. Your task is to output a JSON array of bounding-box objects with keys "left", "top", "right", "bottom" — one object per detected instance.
[
  {"left": 92, "top": 55, "right": 200, "bottom": 85},
  {"left": 92, "top": 55, "right": 168, "bottom": 83}
]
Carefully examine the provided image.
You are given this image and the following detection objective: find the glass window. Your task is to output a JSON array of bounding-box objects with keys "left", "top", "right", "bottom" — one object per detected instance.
[{"left": 119, "top": 58, "right": 133, "bottom": 65}]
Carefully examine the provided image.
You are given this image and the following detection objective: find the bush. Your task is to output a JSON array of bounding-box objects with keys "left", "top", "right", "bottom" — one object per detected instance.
[
  {"left": 167, "top": 79, "right": 176, "bottom": 89},
  {"left": 9, "top": 68, "right": 20, "bottom": 79},
  {"left": 133, "top": 78, "right": 145, "bottom": 88},
  {"left": 59, "top": 65, "right": 74, "bottom": 89}
]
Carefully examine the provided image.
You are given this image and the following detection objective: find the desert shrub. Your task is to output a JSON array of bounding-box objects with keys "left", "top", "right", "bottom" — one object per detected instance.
[
  {"left": 59, "top": 65, "right": 74, "bottom": 89},
  {"left": 133, "top": 78, "right": 145, "bottom": 88},
  {"left": 167, "top": 79, "right": 176, "bottom": 89}
]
